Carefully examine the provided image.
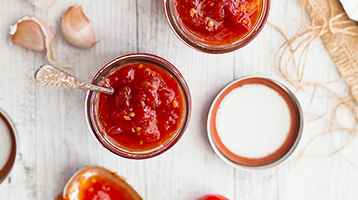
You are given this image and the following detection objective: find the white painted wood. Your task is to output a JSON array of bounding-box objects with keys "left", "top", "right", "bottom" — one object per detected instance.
[{"left": 0, "top": 0, "right": 358, "bottom": 199}]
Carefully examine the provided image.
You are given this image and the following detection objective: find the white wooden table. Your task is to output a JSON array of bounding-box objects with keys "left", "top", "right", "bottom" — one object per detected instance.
[{"left": 1, "top": 0, "right": 358, "bottom": 199}]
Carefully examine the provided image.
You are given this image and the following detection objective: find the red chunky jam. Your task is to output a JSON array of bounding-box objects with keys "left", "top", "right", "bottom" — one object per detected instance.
[
  {"left": 96, "top": 63, "right": 184, "bottom": 151},
  {"left": 78, "top": 175, "right": 138, "bottom": 200},
  {"left": 173, "top": 0, "right": 262, "bottom": 45}
]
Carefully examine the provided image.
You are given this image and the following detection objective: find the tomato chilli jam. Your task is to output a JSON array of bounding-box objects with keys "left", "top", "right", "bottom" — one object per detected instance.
[
  {"left": 164, "top": 0, "right": 270, "bottom": 53},
  {"left": 174, "top": 0, "right": 262, "bottom": 45},
  {"left": 95, "top": 63, "right": 185, "bottom": 152},
  {"left": 63, "top": 166, "right": 142, "bottom": 200},
  {"left": 78, "top": 175, "right": 138, "bottom": 200}
]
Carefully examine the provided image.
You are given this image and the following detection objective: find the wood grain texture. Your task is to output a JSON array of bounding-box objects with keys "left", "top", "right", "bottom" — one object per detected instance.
[{"left": 0, "top": 0, "right": 358, "bottom": 199}]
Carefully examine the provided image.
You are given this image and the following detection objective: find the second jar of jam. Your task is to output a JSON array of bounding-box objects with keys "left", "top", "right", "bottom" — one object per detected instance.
[{"left": 164, "top": 0, "right": 270, "bottom": 53}]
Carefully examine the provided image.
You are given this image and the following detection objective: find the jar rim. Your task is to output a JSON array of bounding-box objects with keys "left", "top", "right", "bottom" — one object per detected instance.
[{"left": 207, "top": 76, "right": 303, "bottom": 170}]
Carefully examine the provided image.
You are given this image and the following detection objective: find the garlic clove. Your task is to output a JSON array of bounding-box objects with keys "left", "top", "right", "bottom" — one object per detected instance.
[
  {"left": 10, "top": 16, "right": 55, "bottom": 58},
  {"left": 31, "top": 0, "right": 56, "bottom": 10},
  {"left": 10, "top": 20, "right": 46, "bottom": 51},
  {"left": 10, "top": 16, "right": 74, "bottom": 73},
  {"left": 61, "top": 5, "right": 97, "bottom": 49}
]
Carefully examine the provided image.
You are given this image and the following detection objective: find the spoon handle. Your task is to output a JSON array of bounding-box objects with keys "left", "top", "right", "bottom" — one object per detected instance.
[{"left": 35, "top": 64, "right": 114, "bottom": 95}]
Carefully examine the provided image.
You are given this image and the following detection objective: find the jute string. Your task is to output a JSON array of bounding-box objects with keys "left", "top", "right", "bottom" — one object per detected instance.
[{"left": 269, "top": 0, "right": 358, "bottom": 175}]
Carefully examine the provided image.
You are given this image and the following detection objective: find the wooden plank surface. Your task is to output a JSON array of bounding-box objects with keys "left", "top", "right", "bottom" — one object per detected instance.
[{"left": 1, "top": 0, "right": 358, "bottom": 199}]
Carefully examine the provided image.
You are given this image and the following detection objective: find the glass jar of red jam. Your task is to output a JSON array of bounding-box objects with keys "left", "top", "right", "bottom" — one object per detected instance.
[
  {"left": 85, "top": 54, "right": 191, "bottom": 159},
  {"left": 164, "top": 0, "right": 270, "bottom": 53}
]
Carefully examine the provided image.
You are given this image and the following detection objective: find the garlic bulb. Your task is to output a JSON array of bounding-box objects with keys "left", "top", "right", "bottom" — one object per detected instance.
[
  {"left": 10, "top": 16, "right": 74, "bottom": 72},
  {"left": 61, "top": 5, "right": 97, "bottom": 48},
  {"left": 31, "top": 0, "right": 56, "bottom": 10}
]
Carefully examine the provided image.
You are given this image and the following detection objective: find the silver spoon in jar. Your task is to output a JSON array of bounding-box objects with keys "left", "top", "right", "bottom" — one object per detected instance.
[{"left": 34, "top": 64, "right": 114, "bottom": 95}]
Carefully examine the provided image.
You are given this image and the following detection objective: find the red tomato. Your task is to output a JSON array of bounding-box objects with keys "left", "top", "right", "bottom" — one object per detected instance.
[{"left": 197, "top": 194, "right": 229, "bottom": 200}]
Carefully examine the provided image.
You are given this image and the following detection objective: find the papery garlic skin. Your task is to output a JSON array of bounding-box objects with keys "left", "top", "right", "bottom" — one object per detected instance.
[
  {"left": 31, "top": 0, "right": 56, "bottom": 10},
  {"left": 10, "top": 16, "right": 55, "bottom": 60},
  {"left": 61, "top": 5, "right": 97, "bottom": 49},
  {"left": 10, "top": 16, "right": 74, "bottom": 73}
]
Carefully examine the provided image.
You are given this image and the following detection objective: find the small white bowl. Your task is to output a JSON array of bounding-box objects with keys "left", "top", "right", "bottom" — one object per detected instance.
[{"left": 207, "top": 77, "right": 303, "bottom": 171}]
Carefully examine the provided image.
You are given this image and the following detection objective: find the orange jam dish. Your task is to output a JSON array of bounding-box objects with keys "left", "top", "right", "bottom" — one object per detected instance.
[
  {"left": 78, "top": 175, "right": 136, "bottom": 199},
  {"left": 63, "top": 166, "right": 142, "bottom": 200}
]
